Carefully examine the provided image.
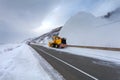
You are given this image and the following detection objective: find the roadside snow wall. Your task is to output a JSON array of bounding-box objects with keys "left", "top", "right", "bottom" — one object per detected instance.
[{"left": 60, "top": 10, "right": 120, "bottom": 48}]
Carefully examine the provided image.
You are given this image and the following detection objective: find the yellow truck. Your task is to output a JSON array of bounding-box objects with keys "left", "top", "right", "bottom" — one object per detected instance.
[{"left": 48, "top": 36, "right": 67, "bottom": 48}]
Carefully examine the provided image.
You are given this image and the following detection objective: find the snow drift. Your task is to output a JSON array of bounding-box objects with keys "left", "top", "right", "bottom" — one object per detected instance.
[{"left": 60, "top": 8, "right": 120, "bottom": 48}]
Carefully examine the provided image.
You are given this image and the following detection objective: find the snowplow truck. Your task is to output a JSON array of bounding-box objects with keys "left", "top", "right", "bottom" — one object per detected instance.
[{"left": 48, "top": 36, "right": 67, "bottom": 48}]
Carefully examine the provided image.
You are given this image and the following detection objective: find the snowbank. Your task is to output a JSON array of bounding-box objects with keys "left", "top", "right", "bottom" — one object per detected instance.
[
  {"left": 0, "top": 44, "right": 64, "bottom": 80},
  {"left": 60, "top": 9, "right": 120, "bottom": 48}
]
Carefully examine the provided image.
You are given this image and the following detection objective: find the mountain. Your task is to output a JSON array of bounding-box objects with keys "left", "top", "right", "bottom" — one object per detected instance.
[{"left": 30, "top": 26, "right": 62, "bottom": 44}]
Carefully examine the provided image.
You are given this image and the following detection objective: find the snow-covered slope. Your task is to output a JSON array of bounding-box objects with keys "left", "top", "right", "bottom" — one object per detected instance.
[
  {"left": 60, "top": 8, "right": 120, "bottom": 48},
  {"left": 0, "top": 44, "right": 64, "bottom": 80},
  {"left": 31, "top": 26, "right": 62, "bottom": 45}
]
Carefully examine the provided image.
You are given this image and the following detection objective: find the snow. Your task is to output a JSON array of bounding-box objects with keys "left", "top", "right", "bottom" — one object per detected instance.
[
  {"left": 0, "top": 44, "right": 64, "bottom": 80},
  {"left": 60, "top": 9, "right": 120, "bottom": 48}
]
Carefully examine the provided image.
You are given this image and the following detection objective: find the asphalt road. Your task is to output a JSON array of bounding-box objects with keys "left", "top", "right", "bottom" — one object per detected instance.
[{"left": 30, "top": 44, "right": 120, "bottom": 80}]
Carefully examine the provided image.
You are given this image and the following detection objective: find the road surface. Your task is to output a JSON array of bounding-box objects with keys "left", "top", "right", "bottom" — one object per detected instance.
[{"left": 30, "top": 44, "right": 120, "bottom": 80}]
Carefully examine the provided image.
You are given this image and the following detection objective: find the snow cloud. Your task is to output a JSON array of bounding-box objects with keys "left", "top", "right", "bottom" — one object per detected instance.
[{"left": 0, "top": 0, "right": 120, "bottom": 43}]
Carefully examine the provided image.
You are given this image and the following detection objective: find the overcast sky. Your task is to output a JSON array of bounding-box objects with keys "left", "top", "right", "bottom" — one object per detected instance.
[{"left": 0, "top": 0, "right": 120, "bottom": 43}]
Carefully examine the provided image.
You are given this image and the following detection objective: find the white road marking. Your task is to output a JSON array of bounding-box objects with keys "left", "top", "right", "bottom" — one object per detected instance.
[{"left": 38, "top": 47, "right": 99, "bottom": 80}]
